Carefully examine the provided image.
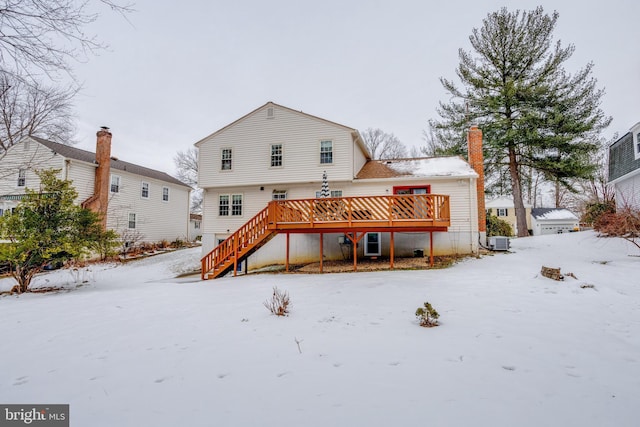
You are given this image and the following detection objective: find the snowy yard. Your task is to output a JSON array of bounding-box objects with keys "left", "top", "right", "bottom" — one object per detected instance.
[{"left": 1, "top": 231, "right": 639, "bottom": 426}]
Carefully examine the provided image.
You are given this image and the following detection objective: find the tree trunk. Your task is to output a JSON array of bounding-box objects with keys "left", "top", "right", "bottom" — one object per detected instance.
[{"left": 508, "top": 147, "right": 529, "bottom": 237}]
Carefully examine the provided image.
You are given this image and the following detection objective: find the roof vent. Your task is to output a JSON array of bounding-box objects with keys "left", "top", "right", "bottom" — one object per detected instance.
[
  {"left": 110, "top": 156, "right": 118, "bottom": 161},
  {"left": 266, "top": 107, "right": 274, "bottom": 119}
]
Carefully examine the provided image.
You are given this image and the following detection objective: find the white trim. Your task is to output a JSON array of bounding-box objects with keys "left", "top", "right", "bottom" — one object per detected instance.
[
  {"left": 319, "top": 139, "right": 333, "bottom": 165},
  {"left": 221, "top": 147, "right": 233, "bottom": 171},
  {"left": 141, "top": 181, "right": 150, "bottom": 199},
  {"left": 364, "top": 232, "right": 381, "bottom": 256},
  {"left": 127, "top": 212, "right": 137, "bottom": 229},
  {"left": 270, "top": 143, "right": 284, "bottom": 168},
  {"left": 110, "top": 174, "right": 121, "bottom": 193}
]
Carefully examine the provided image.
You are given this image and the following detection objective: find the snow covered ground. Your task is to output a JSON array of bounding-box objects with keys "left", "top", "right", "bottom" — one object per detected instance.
[{"left": 1, "top": 231, "right": 639, "bottom": 426}]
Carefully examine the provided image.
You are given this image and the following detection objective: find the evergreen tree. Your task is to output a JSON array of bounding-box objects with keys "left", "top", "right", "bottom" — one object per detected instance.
[
  {"left": 0, "top": 169, "right": 114, "bottom": 293},
  {"left": 432, "top": 7, "right": 611, "bottom": 237}
]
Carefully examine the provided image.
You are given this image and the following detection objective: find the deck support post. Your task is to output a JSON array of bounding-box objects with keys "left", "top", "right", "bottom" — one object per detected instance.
[
  {"left": 320, "top": 233, "right": 324, "bottom": 273},
  {"left": 285, "top": 233, "right": 290, "bottom": 272},
  {"left": 233, "top": 236, "right": 238, "bottom": 276},
  {"left": 429, "top": 231, "right": 434, "bottom": 267},
  {"left": 345, "top": 232, "right": 366, "bottom": 272},
  {"left": 390, "top": 232, "right": 395, "bottom": 269}
]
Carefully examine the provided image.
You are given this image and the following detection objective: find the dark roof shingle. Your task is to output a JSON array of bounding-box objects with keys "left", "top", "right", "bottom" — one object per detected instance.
[{"left": 30, "top": 136, "right": 191, "bottom": 188}]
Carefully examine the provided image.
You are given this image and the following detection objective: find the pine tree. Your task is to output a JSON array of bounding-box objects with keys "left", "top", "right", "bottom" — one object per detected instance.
[
  {"left": 0, "top": 169, "right": 114, "bottom": 293},
  {"left": 432, "top": 7, "right": 611, "bottom": 236}
]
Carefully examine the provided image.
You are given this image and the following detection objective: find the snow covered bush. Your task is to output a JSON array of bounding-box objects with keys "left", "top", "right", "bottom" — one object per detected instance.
[
  {"left": 263, "top": 286, "right": 290, "bottom": 316},
  {"left": 415, "top": 302, "right": 439, "bottom": 327}
]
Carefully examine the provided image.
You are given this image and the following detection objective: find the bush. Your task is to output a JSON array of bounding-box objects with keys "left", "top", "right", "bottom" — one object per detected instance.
[
  {"left": 594, "top": 205, "right": 640, "bottom": 251},
  {"left": 415, "top": 301, "right": 439, "bottom": 327},
  {"left": 263, "top": 286, "right": 290, "bottom": 316},
  {"left": 486, "top": 214, "right": 514, "bottom": 237},
  {"left": 583, "top": 201, "right": 615, "bottom": 226}
]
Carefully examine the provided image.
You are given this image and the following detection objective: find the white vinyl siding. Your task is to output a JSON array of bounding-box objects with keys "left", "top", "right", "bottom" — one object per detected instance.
[{"left": 196, "top": 104, "right": 358, "bottom": 189}]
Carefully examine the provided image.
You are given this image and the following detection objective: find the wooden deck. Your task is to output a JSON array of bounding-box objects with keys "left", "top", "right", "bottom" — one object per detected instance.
[{"left": 201, "top": 194, "right": 450, "bottom": 279}]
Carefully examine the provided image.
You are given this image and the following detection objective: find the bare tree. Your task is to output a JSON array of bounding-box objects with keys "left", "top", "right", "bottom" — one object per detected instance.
[
  {"left": 0, "top": 74, "right": 77, "bottom": 157},
  {"left": 0, "top": 0, "right": 133, "bottom": 83},
  {"left": 361, "top": 128, "right": 407, "bottom": 160},
  {"left": 174, "top": 147, "right": 202, "bottom": 213}
]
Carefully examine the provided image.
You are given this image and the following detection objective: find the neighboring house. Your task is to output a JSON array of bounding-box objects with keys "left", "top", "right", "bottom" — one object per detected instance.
[
  {"left": 188, "top": 213, "right": 202, "bottom": 241},
  {"left": 196, "top": 102, "right": 487, "bottom": 279},
  {"left": 0, "top": 129, "right": 191, "bottom": 244},
  {"left": 485, "top": 196, "right": 532, "bottom": 236},
  {"left": 530, "top": 208, "right": 579, "bottom": 235},
  {"left": 608, "top": 121, "right": 640, "bottom": 209}
]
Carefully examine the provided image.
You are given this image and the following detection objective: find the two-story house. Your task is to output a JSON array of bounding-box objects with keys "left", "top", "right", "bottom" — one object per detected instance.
[
  {"left": 196, "top": 102, "right": 486, "bottom": 279},
  {"left": 0, "top": 129, "right": 191, "bottom": 245},
  {"left": 609, "top": 121, "right": 640, "bottom": 209}
]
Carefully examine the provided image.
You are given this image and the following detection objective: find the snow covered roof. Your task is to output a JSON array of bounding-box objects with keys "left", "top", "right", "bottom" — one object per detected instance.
[
  {"left": 485, "top": 196, "right": 532, "bottom": 209},
  {"left": 531, "top": 208, "right": 578, "bottom": 221},
  {"left": 356, "top": 157, "right": 477, "bottom": 180}
]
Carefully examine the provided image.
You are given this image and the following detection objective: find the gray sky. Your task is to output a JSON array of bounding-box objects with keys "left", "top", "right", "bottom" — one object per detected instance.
[{"left": 70, "top": 0, "right": 640, "bottom": 176}]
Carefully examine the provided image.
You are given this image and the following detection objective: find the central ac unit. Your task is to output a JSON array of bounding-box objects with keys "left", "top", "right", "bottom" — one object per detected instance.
[{"left": 489, "top": 236, "right": 510, "bottom": 251}]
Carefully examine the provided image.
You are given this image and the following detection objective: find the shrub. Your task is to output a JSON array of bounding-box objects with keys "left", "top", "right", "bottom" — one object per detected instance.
[
  {"left": 583, "top": 201, "right": 615, "bottom": 226},
  {"left": 594, "top": 205, "right": 640, "bottom": 251},
  {"left": 486, "top": 213, "right": 513, "bottom": 237},
  {"left": 415, "top": 302, "right": 439, "bottom": 327},
  {"left": 263, "top": 286, "right": 290, "bottom": 316}
]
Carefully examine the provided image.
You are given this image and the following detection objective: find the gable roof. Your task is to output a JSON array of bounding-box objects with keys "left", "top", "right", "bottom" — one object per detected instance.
[
  {"left": 530, "top": 208, "right": 578, "bottom": 221},
  {"left": 486, "top": 196, "right": 532, "bottom": 209},
  {"left": 29, "top": 136, "right": 191, "bottom": 188},
  {"left": 194, "top": 101, "right": 371, "bottom": 159},
  {"left": 356, "top": 157, "right": 477, "bottom": 180}
]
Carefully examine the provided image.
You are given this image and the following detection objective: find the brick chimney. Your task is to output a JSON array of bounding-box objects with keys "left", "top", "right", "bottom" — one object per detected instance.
[
  {"left": 467, "top": 125, "right": 486, "bottom": 236},
  {"left": 82, "top": 127, "right": 112, "bottom": 229}
]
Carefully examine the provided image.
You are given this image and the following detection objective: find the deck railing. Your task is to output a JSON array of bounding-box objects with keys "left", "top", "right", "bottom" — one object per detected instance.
[
  {"left": 267, "top": 194, "right": 450, "bottom": 229},
  {"left": 201, "top": 194, "right": 450, "bottom": 279}
]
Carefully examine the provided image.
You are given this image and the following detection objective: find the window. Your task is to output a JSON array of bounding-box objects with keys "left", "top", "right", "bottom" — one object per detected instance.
[
  {"left": 636, "top": 132, "right": 640, "bottom": 158},
  {"left": 194, "top": 221, "right": 201, "bottom": 229},
  {"left": 364, "top": 232, "right": 381, "bottom": 256},
  {"left": 23, "top": 140, "right": 30, "bottom": 151},
  {"left": 231, "top": 194, "right": 243, "bottom": 216},
  {"left": 320, "top": 140, "right": 333, "bottom": 164},
  {"left": 162, "top": 186, "right": 169, "bottom": 202},
  {"left": 17, "top": 169, "right": 26, "bottom": 187},
  {"left": 141, "top": 182, "right": 149, "bottom": 199},
  {"left": 497, "top": 208, "right": 508, "bottom": 217},
  {"left": 272, "top": 190, "right": 287, "bottom": 200},
  {"left": 393, "top": 186, "right": 430, "bottom": 195},
  {"left": 271, "top": 144, "right": 283, "bottom": 167},
  {"left": 0, "top": 208, "right": 3, "bottom": 216},
  {"left": 110, "top": 175, "right": 120, "bottom": 193},
  {"left": 221, "top": 148, "right": 232, "bottom": 170},
  {"left": 219, "top": 195, "right": 229, "bottom": 216},
  {"left": 220, "top": 194, "right": 242, "bottom": 216},
  {"left": 315, "top": 189, "right": 343, "bottom": 198},
  {"left": 128, "top": 213, "right": 136, "bottom": 229}
]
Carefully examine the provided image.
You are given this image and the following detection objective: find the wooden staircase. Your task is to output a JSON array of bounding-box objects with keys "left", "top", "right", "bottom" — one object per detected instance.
[{"left": 200, "top": 207, "right": 276, "bottom": 279}]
